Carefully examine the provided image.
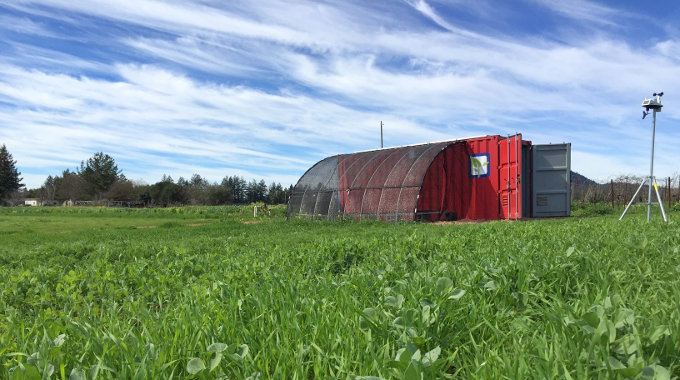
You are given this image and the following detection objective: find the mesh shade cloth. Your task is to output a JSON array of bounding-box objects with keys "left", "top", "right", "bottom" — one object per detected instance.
[{"left": 286, "top": 155, "right": 339, "bottom": 219}]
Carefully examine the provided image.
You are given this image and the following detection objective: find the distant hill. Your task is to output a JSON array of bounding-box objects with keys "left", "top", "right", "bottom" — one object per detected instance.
[{"left": 571, "top": 171, "right": 597, "bottom": 185}]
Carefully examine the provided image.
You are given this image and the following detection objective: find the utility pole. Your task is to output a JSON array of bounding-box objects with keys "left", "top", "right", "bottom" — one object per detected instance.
[{"left": 380, "top": 121, "right": 384, "bottom": 149}]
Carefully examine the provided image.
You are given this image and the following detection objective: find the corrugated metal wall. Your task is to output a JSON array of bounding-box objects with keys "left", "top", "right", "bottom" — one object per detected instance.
[
  {"left": 531, "top": 143, "right": 571, "bottom": 217},
  {"left": 416, "top": 136, "right": 501, "bottom": 221},
  {"left": 498, "top": 134, "right": 523, "bottom": 220}
]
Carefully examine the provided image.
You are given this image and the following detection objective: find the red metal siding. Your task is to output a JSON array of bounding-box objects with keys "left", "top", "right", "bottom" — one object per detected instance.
[
  {"left": 498, "top": 134, "right": 522, "bottom": 220},
  {"left": 459, "top": 137, "right": 501, "bottom": 220},
  {"left": 416, "top": 136, "right": 501, "bottom": 221}
]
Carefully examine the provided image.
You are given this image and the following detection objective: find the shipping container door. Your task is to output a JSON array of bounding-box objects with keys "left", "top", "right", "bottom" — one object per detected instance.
[
  {"left": 521, "top": 143, "right": 532, "bottom": 218},
  {"left": 498, "top": 134, "right": 522, "bottom": 220},
  {"left": 531, "top": 143, "right": 571, "bottom": 217}
]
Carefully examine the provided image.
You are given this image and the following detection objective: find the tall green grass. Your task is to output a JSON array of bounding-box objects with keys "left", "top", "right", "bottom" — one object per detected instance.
[{"left": 1, "top": 206, "right": 678, "bottom": 379}]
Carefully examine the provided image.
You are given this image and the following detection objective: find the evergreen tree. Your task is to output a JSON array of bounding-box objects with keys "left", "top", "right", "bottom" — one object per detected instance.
[
  {"left": 207, "top": 185, "right": 233, "bottom": 205},
  {"left": 78, "top": 152, "right": 122, "bottom": 198},
  {"left": 222, "top": 175, "right": 247, "bottom": 203},
  {"left": 0, "top": 144, "right": 24, "bottom": 203},
  {"left": 42, "top": 175, "right": 56, "bottom": 201},
  {"left": 186, "top": 174, "right": 210, "bottom": 205},
  {"left": 54, "top": 169, "right": 87, "bottom": 202},
  {"left": 257, "top": 179, "right": 268, "bottom": 202},
  {"left": 150, "top": 179, "right": 186, "bottom": 206},
  {"left": 267, "top": 182, "right": 288, "bottom": 204},
  {"left": 105, "top": 179, "right": 135, "bottom": 201},
  {"left": 246, "top": 179, "right": 259, "bottom": 203}
]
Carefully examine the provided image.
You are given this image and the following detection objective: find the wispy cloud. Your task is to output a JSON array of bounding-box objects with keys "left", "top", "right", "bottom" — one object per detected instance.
[
  {"left": 528, "top": 0, "right": 624, "bottom": 27},
  {"left": 404, "top": 0, "right": 460, "bottom": 33},
  {"left": 1, "top": 0, "right": 679, "bottom": 188},
  {"left": 0, "top": 13, "right": 54, "bottom": 36}
]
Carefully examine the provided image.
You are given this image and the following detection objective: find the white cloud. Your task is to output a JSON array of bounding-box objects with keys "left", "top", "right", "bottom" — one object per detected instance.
[
  {"left": 654, "top": 40, "right": 680, "bottom": 61},
  {"left": 8, "top": 0, "right": 312, "bottom": 46},
  {"left": 0, "top": 13, "right": 54, "bottom": 36},
  {"left": 0, "top": 63, "right": 414, "bottom": 187},
  {"left": 528, "top": 0, "right": 624, "bottom": 27},
  {"left": 1, "top": 0, "right": 680, "bottom": 189},
  {"left": 404, "top": 0, "right": 460, "bottom": 33}
]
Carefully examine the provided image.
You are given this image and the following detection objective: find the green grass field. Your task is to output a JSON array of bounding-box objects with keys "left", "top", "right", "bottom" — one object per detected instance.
[{"left": 1, "top": 205, "right": 679, "bottom": 379}]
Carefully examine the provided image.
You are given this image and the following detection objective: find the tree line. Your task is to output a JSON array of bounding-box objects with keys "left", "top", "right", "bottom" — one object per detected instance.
[
  {"left": 2, "top": 149, "right": 291, "bottom": 206},
  {"left": 0, "top": 144, "right": 24, "bottom": 205},
  {"left": 130, "top": 174, "right": 291, "bottom": 207}
]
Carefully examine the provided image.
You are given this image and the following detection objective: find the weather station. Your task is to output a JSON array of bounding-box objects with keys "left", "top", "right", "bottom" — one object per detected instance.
[{"left": 619, "top": 92, "right": 668, "bottom": 222}]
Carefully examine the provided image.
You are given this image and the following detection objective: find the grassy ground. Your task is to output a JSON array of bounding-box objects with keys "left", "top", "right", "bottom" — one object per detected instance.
[{"left": 1, "top": 205, "right": 678, "bottom": 379}]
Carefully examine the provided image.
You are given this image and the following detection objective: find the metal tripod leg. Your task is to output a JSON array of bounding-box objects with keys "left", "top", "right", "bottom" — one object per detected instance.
[
  {"left": 652, "top": 178, "right": 668, "bottom": 222},
  {"left": 619, "top": 178, "right": 648, "bottom": 221}
]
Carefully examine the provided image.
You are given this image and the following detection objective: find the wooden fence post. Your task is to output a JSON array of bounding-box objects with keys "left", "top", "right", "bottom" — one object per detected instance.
[
  {"left": 610, "top": 179, "right": 614, "bottom": 208},
  {"left": 669, "top": 177, "right": 672, "bottom": 209}
]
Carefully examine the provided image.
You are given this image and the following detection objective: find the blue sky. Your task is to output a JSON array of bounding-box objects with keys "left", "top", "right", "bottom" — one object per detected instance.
[{"left": 1, "top": 0, "right": 679, "bottom": 189}]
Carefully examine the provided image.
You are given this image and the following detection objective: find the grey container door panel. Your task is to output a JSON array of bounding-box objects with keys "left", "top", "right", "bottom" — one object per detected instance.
[{"left": 532, "top": 143, "right": 571, "bottom": 217}]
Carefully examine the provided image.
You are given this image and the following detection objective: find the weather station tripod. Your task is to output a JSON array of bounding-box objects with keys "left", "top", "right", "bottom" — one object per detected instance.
[{"left": 619, "top": 92, "right": 668, "bottom": 222}]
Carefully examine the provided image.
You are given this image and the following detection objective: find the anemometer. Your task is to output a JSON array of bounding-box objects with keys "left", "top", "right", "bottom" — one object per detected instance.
[{"left": 619, "top": 92, "right": 668, "bottom": 222}]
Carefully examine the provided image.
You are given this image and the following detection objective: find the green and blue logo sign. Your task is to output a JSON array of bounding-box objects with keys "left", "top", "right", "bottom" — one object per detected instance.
[{"left": 470, "top": 153, "right": 489, "bottom": 178}]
